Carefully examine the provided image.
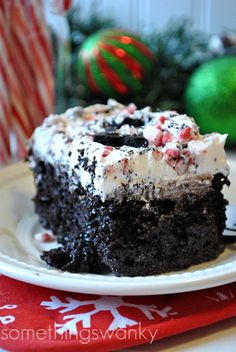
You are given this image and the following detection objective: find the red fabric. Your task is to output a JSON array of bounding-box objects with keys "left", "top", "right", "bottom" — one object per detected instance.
[{"left": 0, "top": 276, "right": 236, "bottom": 351}]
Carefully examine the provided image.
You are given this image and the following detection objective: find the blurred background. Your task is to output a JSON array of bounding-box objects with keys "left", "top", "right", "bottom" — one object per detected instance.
[{"left": 0, "top": 0, "right": 236, "bottom": 165}]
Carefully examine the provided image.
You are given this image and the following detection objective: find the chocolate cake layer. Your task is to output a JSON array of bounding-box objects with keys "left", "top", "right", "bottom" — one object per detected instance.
[{"left": 33, "top": 160, "right": 229, "bottom": 276}]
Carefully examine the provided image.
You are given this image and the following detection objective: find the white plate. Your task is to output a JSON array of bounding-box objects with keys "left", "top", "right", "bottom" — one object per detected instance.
[{"left": 0, "top": 161, "right": 236, "bottom": 296}]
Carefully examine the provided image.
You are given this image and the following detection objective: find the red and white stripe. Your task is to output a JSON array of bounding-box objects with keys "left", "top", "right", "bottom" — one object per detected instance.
[
  {"left": 0, "top": 0, "right": 55, "bottom": 163},
  {"left": 0, "top": 3, "right": 12, "bottom": 163}
]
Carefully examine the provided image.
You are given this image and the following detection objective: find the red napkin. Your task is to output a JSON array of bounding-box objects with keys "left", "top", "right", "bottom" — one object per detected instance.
[{"left": 1, "top": 276, "right": 236, "bottom": 352}]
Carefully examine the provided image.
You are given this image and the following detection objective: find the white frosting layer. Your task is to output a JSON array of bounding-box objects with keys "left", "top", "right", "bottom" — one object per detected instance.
[{"left": 29, "top": 99, "right": 229, "bottom": 201}]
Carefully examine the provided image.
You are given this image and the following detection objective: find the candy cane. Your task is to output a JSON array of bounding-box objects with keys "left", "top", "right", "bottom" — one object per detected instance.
[
  {"left": 0, "top": 0, "right": 55, "bottom": 162},
  {"left": 11, "top": 1, "right": 54, "bottom": 124},
  {"left": 0, "top": 4, "right": 12, "bottom": 163},
  {"left": 50, "top": 0, "right": 72, "bottom": 14}
]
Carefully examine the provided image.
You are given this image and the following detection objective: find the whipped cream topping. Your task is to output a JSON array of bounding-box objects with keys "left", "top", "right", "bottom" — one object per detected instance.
[{"left": 29, "top": 99, "right": 229, "bottom": 201}]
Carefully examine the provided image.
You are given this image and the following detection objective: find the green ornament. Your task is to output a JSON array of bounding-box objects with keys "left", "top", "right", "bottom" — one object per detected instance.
[
  {"left": 185, "top": 56, "right": 236, "bottom": 144},
  {"left": 77, "top": 29, "right": 153, "bottom": 97}
]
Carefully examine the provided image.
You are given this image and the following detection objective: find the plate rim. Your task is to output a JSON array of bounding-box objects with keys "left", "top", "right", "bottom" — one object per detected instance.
[{"left": 0, "top": 248, "right": 236, "bottom": 295}]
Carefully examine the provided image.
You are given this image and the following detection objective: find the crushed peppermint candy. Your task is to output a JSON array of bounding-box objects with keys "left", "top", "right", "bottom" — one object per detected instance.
[
  {"left": 161, "top": 132, "right": 173, "bottom": 145},
  {"left": 159, "top": 115, "right": 166, "bottom": 124},
  {"left": 178, "top": 127, "right": 192, "bottom": 142},
  {"left": 165, "top": 148, "right": 180, "bottom": 158},
  {"left": 34, "top": 232, "right": 56, "bottom": 243},
  {"left": 143, "top": 125, "right": 162, "bottom": 146},
  {"left": 102, "top": 146, "right": 113, "bottom": 158}
]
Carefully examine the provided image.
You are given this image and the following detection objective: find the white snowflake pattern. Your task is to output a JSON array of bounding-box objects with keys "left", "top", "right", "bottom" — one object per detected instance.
[
  {"left": 204, "top": 288, "right": 234, "bottom": 302},
  {"left": 41, "top": 296, "right": 178, "bottom": 335},
  {"left": 0, "top": 304, "right": 17, "bottom": 325}
]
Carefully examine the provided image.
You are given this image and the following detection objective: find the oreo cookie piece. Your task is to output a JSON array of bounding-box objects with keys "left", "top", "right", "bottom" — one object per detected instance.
[
  {"left": 108, "top": 116, "right": 145, "bottom": 129},
  {"left": 94, "top": 133, "right": 148, "bottom": 148}
]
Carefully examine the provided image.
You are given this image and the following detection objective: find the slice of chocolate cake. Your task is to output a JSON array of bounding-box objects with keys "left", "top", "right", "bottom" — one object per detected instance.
[{"left": 27, "top": 99, "right": 230, "bottom": 276}]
